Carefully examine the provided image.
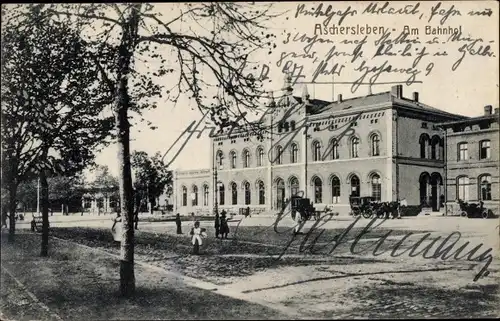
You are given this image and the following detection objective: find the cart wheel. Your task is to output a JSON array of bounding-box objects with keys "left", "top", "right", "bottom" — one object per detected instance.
[
  {"left": 482, "top": 210, "right": 489, "bottom": 219},
  {"left": 362, "top": 210, "right": 372, "bottom": 219},
  {"left": 461, "top": 211, "right": 467, "bottom": 217}
]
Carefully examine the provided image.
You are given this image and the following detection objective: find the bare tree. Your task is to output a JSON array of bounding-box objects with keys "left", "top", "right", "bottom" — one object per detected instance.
[{"left": 34, "top": 3, "right": 279, "bottom": 297}]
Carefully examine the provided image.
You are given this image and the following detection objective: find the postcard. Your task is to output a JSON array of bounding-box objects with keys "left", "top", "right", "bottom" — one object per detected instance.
[{"left": 1, "top": 1, "right": 499, "bottom": 320}]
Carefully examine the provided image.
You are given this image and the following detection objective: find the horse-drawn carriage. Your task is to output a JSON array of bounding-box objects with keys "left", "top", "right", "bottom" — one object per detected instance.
[
  {"left": 349, "top": 196, "right": 401, "bottom": 219},
  {"left": 290, "top": 196, "right": 315, "bottom": 221},
  {"left": 456, "top": 200, "right": 494, "bottom": 219}
]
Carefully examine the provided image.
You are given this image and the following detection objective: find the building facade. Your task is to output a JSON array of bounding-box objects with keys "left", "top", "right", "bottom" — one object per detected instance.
[
  {"left": 173, "top": 79, "right": 495, "bottom": 216},
  {"left": 440, "top": 106, "right": 500, "bottom": 216}
]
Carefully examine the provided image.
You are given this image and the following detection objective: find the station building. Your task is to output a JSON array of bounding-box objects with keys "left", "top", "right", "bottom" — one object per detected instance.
[{"left": 172, "top": 78, "right": 497, "bottom": 216}]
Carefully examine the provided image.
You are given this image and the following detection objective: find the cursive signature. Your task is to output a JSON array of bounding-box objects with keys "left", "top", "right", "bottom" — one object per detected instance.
[{"left": 234, "top": 194, "right": 493, "bottom": 282}]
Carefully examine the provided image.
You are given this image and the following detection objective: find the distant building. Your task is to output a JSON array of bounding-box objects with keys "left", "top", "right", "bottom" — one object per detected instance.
[
  {"left": 439, "top": 106, "right": 499, "bottom": 215},
  {"left": 173, "top": 77, "right": 470, "bottom": 216}
]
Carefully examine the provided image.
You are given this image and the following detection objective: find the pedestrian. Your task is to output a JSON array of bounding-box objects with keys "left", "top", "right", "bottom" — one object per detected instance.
[
  {"left": 190, "top": 221, "right": 206, "bottom": 255},
  {"left": 214, "top": 211, "right": 220, "bottom": 238},
  {"left": 175, "top": 213, "right": 182, "bottom": 234},
  {"left": 111, "top": 210, "right": 122, "bottom": 242},
  {"left": 294, "top": 210, "right": 303, "bottom": 235},
  {"left": 220, "top": 210, "right": 229, "bottom": 239}
]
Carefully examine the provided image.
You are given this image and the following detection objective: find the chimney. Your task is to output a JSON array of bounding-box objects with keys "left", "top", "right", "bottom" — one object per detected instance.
[
  {"left": 391, "top": 85, "right": 403, "bottom": 98},
  {"left": 495, "top": 108, "right": 499, "bottom": 114},
  {"left": 337, "top": 94, "right": 343, "bottom": 103},
  {"left": 484, "top": 105, "right": 493, "bottom": 115},
  {"left": 413, "top": 92, "right": 419, "bottom": 102}
]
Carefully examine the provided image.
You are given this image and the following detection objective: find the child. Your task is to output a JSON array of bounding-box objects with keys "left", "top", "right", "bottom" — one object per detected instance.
[{"left": 191, "top": 221, "right": 206, "bottom": 255}]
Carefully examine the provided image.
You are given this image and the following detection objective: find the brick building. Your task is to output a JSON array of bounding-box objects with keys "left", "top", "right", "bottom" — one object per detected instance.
[
  {"left": 439, "top": 106, "right": 500, "bottom": 216},
  {"left": 173, "top": 79, "right": 472, "bottom": 216}
]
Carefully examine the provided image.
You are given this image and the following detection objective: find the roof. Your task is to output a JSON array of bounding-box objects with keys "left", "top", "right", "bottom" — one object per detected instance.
[{"left": 437, "top": 113, "right": 499, "bottom": 127}]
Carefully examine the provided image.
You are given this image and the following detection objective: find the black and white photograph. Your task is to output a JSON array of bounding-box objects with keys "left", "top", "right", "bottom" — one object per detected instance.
[{"left": 1, "top": 1, "right": 499, "bottom": 320}]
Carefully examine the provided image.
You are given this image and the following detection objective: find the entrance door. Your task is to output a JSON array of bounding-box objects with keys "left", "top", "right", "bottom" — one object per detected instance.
[
  {"left": 431, "top": 184, "right": 438, "bottom": 211},
  {"left": 276, "top": 179, "right": 285, "bottom": 210}
]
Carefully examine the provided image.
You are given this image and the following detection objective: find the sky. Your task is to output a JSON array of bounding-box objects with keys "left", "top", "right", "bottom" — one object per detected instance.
[{"left": 90, "top": 1, "right": 499, "bottom": 177}]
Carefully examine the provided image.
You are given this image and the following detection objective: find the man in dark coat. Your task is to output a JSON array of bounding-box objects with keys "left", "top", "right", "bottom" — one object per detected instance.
[
  {"left": 175, "top": 213, "right": 182, "bottom": 234},
  {"left": 220, "top": 210, "right": 229, "bottom": 239},
  {"left": 214, "top": 211, "right": 220, "bottom": 238}
]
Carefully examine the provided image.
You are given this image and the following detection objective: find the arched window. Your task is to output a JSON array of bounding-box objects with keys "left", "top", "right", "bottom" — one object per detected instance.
[
  {"left": 218, "top": 183, "right": 225, "bottom": 206},
  {"left": 371, "top": 134, "right": 380, "bottom": 156},
  {"left": 480, "top": 140, "right": 491, "bottom": 160},
  {"left": 458, "top": 142, "right": 468, "bottom": 161},
  {"left": 290, "top": 143, "right": 298, "bottom": 163},
  {"left": 431, "top": 136, "right": 440, "bottom": 160},
  {"left": 457, "top": 176, "right": 469, "bottom": 201},
  {"left": 244, "top": 181, "right": 251, "bottom": 205},
  {"left": 290, "top": 121, "right": 296, "bottom": 131},
  {"left": 331, "top": 176, "right": 340, "bottom": 203},
  {"left": 479, "top": 175, "right": 492, "bottom": 201},
  {"left": 313, "top": 141, "right": 321, "bottom": 161},
  {"left": 203, "top": 185, "right": 209, "bottom": 206},
  {"left": 257, "top": 147, "right": 264, "bottom": 166},
  {"left": 258, "top": 181, "right": 265, "bottom": 205},
  {"left": 243, "top": 149, "right": 250, "bottom": 168},
  {"left": 370, "top": 174, "right": 381, "bottom": 201},
  {"left": 351, "top": 137, "right": 359, "bottom": 158},
  {"left": 350, "top": 175, "right": 360, "bottom": 197},
  {"left": 290, "top": 177, "right": 299, "bottom": 197},
  {"left": 231, "top": 182, "right": 238, "bottom": 205},
  {"left": 330, "top": 139, "right": 339, "bottom": 160},
  {"left": 182, "top": 186, "right": 187, "bottom": 206},
  {"left": 313, "top": 177, "right": 322, "bottom": 203},
  {"left": 275, "top": 146, "right": 283, "bottom": 165},
  {"left": 419, "top": 134, "right": 429, "bottom": 158},
  {"left": 230, "top": 151, "right": 237, "bottom": 168},
  {"left": 216, "top": 151, "right": 224, "bottom": 169},
  {"left": 192, "top": 185, "right": 198, "bottom": 206}
]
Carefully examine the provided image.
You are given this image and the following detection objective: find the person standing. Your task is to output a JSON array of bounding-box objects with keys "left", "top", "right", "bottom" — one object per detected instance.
[
  {"left": 191, "top": 221, "right": 206, "bottom": 255},
  {"left": 175, "top": 213, "right": 182, "bottom": 234},
  {"left": 214, "top": 211, "right": 220, "bottom": 238},
  {"left": 111, "top": 211, "right": 123, "bottom": 242},
  {"left": 220, "top": 210, "right": 229, "bottom": 239}
]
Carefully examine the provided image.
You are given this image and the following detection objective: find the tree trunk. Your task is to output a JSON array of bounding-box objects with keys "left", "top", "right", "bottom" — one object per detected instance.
[
  {"left": 8, "top": 182, "right": 17, "bottom": 243},
  {"left": 40, "top": 170, "right": 49, "bottom": 257},
  {"left": 115, "top": 4, "right": 141, "bottom": 297}
]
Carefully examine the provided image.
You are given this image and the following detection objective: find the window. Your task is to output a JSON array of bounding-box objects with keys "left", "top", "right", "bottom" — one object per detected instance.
[
  {"left": 331, "top": 139, "right": 340, "bottom": 160},
  {"left": 217, "top": 151, "right": 224, "bottom": 169},
  {"left": 290, "top": 177, "right": 299, "bottom": 197},
  {"left": 431, "top": 136, "right": 440, "bottom": 160},
  {"left": 479, "top": 175, "right": 492, "bottom": 201},
  {"left": 371, "top": 134, "right": 380, "bottom": 156},
  {"left": 313, "top": 177, "right": 322, "bottom": 203},
  {"left": 258, "top": 181, "right": 265, "bottom": 205},
  {"left": 290, "top": 121, "right": 296, "bottom": 130},
  {"left": 243, "top": 149, "right": 250, "bottom": 168},
  {"left": 371, "top": 174, "right": 381, "bottom": 201},
  {"left": 291, "top": 143, "right": 298, "bottom": 163},
  {"left": 313, "top": 141, "right": 321, "bottom": 161},
  {"left": 419, "top": 134, "right": 429, "bottom": 158},
  {"left": 351, "top": 137, "right": 359, "bottom": 158},
  {"left": 275, "top": 146, "right": 283, "bottom": 165},
  {"left": 192, "top": 185, "right": 198, "bottom": 206},
  {"left": 458, "top": 142, "right": 468, "bottom": 161},
  {"left": 182, "top": 186, "right": 187, "bottom": 206},
  {"left": 203, "top": 185, "right": 209, "bottom": 206},
  {"left": 257, "top": 147, "right": 264, "bottom": 166},
  {"left": 457, "top": 176, "right": 469, "bottom": 201},
  {"left": 350, "top": 175, "right": 360, "bottom": 197},
  {"left": 331, "top": 176, "right": 340, "bottom": 203},
  {"left": 244, "top": 182, "right": 251, "bottom": 205},
  {"left": 218, "top": 183, "right": 225, "bottom": 206},
  {"left": 480, "top": 140, "right": 491, "bottom": 160},
  {"left": 230, "top": 151, "right": 237, "bottom": 168},
  {"left": 231, "top": 182, "right": 238, "bottom": 205}
]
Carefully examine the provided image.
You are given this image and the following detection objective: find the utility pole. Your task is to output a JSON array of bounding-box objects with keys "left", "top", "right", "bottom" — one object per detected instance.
[{"left": 36, "top": 177, "right": 40, "bottom": 214}]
